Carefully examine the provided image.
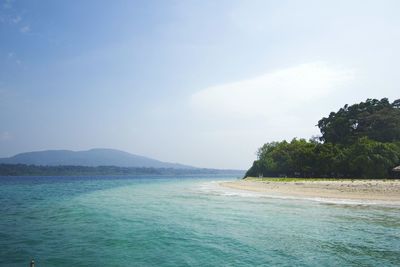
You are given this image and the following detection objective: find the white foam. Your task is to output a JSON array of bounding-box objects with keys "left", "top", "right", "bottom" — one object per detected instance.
[
  {"left": 195, "top": 180, "right": 267, "bottom": 198},
  {"left": 301, "top": 196, "right": 400, "bottom": 206}
]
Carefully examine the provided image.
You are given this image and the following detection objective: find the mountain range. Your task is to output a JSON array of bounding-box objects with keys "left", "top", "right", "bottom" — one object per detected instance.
[{"left": 0, "top": 148, "right": 195, "bottom": 169}]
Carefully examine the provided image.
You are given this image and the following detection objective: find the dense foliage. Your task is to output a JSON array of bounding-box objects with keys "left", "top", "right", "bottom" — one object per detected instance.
[
  {"left": 246, "top": 98, "right": 400, "bottom": 179},
  {"left": 318, "top": 98, "right": 400, "bottom": 144}
]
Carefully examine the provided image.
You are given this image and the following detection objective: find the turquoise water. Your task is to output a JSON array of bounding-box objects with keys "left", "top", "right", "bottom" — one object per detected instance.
[{"left": 0, "top": 176, "right": 399, "bottom": 267}]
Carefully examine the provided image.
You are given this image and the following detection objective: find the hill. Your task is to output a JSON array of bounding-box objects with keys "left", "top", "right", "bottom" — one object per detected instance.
[{"left": 0, "top": 148, "right": 194, "bottom": 169}]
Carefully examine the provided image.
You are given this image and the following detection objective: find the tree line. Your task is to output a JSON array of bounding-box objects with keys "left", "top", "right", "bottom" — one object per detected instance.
[
  {"left": 246, "top": 98, "right": 400, "bottom": 179},
  {"left": 0, "top": 164, "right": 243, "bottom": 176}
]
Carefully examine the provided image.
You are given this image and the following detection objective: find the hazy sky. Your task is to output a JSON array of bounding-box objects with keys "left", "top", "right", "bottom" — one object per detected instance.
[{"left": 1, "top": 0, "right": 399, "bottom": 169}]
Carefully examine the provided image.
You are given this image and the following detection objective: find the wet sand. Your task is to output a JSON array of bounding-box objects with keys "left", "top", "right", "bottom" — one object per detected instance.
[{"left": 220, "top": 179, "right": 400, "bottom": 204}]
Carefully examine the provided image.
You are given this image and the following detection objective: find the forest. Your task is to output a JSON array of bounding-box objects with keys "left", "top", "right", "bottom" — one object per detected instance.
[{"left": 245, "top": 98, "right": 400, "bottom": 178}]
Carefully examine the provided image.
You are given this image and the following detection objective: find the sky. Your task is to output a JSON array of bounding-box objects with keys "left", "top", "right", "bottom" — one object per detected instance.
[{"left": 0, "top": 0, "right": 399, "bottom": 169}]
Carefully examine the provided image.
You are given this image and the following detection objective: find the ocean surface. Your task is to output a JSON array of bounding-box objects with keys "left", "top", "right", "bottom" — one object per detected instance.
[{"left": 0, "top": 175, "right": 399, "bottom": 267}]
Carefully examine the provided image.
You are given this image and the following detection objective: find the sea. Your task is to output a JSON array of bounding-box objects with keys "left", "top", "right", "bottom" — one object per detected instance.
[{"left": 0, "top": 175, "right": 399, "bottom": 267}]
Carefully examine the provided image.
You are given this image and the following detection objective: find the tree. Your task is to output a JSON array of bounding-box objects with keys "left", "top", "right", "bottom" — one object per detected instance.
[
  {"left": 345, "top": 137, "right": 400, "bottom": 178},
  {"left": 318, "top": 98, "right": 400, "bottom": 144},
  {"left": 246, "top": 98, "right": 400, "bottom": 178}
]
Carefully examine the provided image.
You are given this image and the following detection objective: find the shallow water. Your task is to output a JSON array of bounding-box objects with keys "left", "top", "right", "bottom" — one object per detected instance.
[{"left": 1, "top": 175, "right": 399, "bottom": 266}]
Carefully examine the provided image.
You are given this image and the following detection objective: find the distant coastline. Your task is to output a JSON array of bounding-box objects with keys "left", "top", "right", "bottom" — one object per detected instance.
[
  {"left": 220, "top": 178, "right": 400, "bottom": 204},
  {"left": 0, "top": 164, "right": 245, "bottom": 177}
]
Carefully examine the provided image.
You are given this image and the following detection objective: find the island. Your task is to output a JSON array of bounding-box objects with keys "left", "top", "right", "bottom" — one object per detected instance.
[{"left": 222, "top": 98, "right": 400, "bottom": 203}]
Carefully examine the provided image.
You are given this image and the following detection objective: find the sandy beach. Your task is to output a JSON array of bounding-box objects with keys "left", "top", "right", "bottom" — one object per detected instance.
[{"left": 220, "top": 179, "right": 400, "bottom": 204}]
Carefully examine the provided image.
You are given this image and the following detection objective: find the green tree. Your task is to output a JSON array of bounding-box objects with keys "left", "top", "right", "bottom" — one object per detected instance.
[
  {"left": 345, "top": 137, "right": 400, "bottom": 178},
  {"left": 245, "top": 98, "right": 400, "bottom": 179},
  {"left": 318, "top": 98, "right": 400, "bottom": 144}
]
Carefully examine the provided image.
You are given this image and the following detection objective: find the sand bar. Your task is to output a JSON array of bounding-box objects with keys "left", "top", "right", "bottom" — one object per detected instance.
[{"left": 220, "top": 179, "right": 400, "bottom": 204}]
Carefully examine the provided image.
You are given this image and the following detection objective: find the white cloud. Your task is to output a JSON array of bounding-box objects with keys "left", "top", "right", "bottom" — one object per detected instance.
[
  {"left": 11, "top": 15, "right": 21, "bottom": 24},
  {"left": 190, "top": 62, "right": 354, "bottom": 119},
  {"left": 20, "top": 25, "right": 30, "bottom": 33},
  {"left": 3, "top": 0, "right": 13, "bottom": 9},
  {"left": 0, "top": 131, "right": 12, "bottom": 141}
]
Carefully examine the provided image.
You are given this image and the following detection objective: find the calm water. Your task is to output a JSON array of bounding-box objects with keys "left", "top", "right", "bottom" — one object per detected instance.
[{"left": 0, "top": 175, "right": 399, "bottom": 267}]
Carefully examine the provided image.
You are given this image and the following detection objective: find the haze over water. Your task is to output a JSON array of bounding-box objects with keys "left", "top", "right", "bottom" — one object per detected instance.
[{"left": 1, "top": 176, "right": 399, "bottom": 267}]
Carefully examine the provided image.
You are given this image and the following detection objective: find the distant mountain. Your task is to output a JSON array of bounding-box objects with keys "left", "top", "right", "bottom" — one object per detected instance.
[{"left": 0, "top": 148, "right": 195, "bottom": 169}]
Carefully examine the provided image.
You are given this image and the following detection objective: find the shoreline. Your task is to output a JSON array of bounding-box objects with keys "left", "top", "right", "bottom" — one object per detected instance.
[{"left": 219, "top": 178, "right": 400, "bottom": 205}]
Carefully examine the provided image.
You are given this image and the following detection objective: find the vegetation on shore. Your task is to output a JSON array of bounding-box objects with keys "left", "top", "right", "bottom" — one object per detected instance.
[
  {"left": 0, "top": 164, "right": 244, "bottom": 176},
  {"left": 244, "top": 177, "right": 398, "bottom": 182},
  {"left": 246, "top": 98, "right": 400, "bottom": 179}
]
